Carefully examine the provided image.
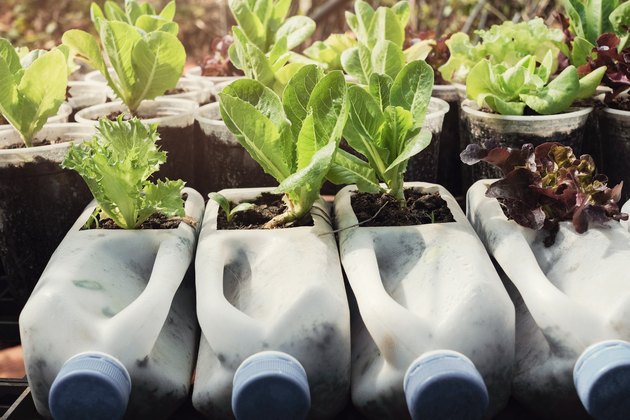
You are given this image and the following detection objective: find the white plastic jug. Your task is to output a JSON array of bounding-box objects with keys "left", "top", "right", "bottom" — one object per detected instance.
[
  {"left": 192, "top": 187, "right": 351, "bottom": 420},
  {"left": 19, "top": 188, "right": 204, "bottom": 420},
  {"left": 468, "top": 180, "right": 630, "bottom": 420},
  {"left": 334, "top": 183, "right": 515, "bottom": 420}
]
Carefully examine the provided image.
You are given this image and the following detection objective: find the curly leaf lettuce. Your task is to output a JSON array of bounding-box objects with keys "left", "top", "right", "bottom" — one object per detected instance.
[{"left": 62, "top": 118, "right": 185, "bottom": 229}]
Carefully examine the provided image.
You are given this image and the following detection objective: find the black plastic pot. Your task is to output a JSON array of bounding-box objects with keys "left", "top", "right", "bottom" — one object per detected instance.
[
  {"left": 194, "top": 102, "right": 277, "bottom": 197},
  {"left": 0, "top": 124, "right": 94, "bottom": 305},
  {"left": 432, "top": 85, "right": 462, "bottom": 197},
  {"left": 75, "top": 99, "right": 199, "bottom": 187},
  {"left": 599, "top": 107, "right": 630, "bottom": 203}
]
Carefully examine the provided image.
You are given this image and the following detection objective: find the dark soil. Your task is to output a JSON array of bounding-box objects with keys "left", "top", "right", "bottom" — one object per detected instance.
[
  {"left": 165, "top": 87, "right": 188, "bottom": 95},
  {"left": 0, "top": 115, "right": 7, "bottom": 125},
  {"left": 609, "top": 96, "right": 630, "bottom": 111},
  {"left": 217, "top": 192, "right": 314, "bottom": 230},
  {"left": 351, "top": 189, "right": 454, "bottom": 227},
  {"left": 105, "top": 111, "right": 136, "bottom": 121},
  {"left": 86, "top": 213, "right": 183, "bottom": 230},
  {"left": 4, "top": 138, "right": 56, "bottom": 149}
]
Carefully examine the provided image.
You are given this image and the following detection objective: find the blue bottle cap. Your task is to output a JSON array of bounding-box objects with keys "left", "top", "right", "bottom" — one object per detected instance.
[
  {"left": 49, "top": 352, "right": 131, "bottom": 420},
  {"left": 574, "top": 340, "right": 630, "bottom": 420},
  {"left": 232, "top": 351, "right": 310, "bottom": 420},
  {"left": 403, "top": 350, "right": 489, "bottom": 420}
]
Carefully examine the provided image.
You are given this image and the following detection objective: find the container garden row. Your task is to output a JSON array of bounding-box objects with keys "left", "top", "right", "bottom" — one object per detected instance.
[{"left": 1, "top": 0, "right": 630, "bottom": 420}]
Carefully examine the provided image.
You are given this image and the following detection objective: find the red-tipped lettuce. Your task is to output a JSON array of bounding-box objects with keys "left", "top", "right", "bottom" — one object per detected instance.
[{"left": 461, "top": 142, "right": 628, "bottom": 245}]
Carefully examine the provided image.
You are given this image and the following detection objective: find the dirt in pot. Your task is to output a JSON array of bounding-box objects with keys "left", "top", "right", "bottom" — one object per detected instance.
[
  {"left": 217, "top": 192, "right": 314, "bottom": 230},
  {"left": 351, "top": 189, "right": 454, "bottom": 227},
  {"left": 4, "top": 139, "right": 57, "bottom": 149},
  {"left": 609, "top": 97, "right": 630, "bottom": 111},
  {"left": 165, "top": 87, "right": 188, "bottom": 95},
  {"left": 82, "top": 213, "right": 185, "bottom": 230}
]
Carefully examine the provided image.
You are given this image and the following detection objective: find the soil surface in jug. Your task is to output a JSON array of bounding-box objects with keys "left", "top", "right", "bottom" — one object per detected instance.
[
  {"left": 351, "top": 189, "right": 454, "bottom": 227},
  {"left": 218, "top": 192, "right": 314, "bottom": 229}
]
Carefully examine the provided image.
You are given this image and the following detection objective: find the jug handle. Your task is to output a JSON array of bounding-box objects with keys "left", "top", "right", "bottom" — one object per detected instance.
[
  {"left": 103, "top": 226, "right": 197, "bottom": 361},
  {"left": 340, "top": 227, "right": 433, "bottom": 371},
  {"left": 195, "top": 241, "right": 265, "bottom": 361},
  {"left": 475, "top": 196, "right": 612, "bottom": 352}
]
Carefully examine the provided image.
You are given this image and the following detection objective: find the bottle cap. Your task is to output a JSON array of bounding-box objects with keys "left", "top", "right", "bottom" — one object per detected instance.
[
  {"left": 49, "top": 352, "right": 131, "bottom": 420},
  {"left": 404, "top": 350, "right": 488, "bottom": 420},
  {"left": 574, "top": 340, "right": 630, "bottom": 420},
  {"left": 232, "top": 351, "right": 310, "bottom": 420}
]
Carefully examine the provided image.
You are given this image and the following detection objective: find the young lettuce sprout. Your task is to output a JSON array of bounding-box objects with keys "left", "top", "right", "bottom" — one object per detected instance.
[
  {"left": 0, "top": 39, "right": 68, "bottom": 147},
  {"left": 466, "top": 53, "right": 605, "bottom": 115},
  {"left": 208, "top": 192, "right": 254, "bottom": 223},
  {"left": 219, "top": 65, "right": 348, "bottom": 228},
  {"left": 62, "top": 1, "right": 185, "bottom": 113},
  {"left": 327, "top": 60, "right": 435, "bottom": 205},
  {"left": 62, "top": 117, "right": 186, "bottom": 230}
]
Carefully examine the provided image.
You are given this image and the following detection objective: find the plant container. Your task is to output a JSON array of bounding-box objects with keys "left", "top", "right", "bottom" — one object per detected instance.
[
  {"left": 20, "top": 188, "right": 204, "bottom": 420},
  {"left": 192, "top": 187, "right": 351, "bottom": 419},
  {"left": 599, "top": 107, "right": 630, "bottom": 203},
  {"left": 0, "top": 123, "right": 95, "bottom": 306},
  {"left": 432, "top": 84, "right": 463, "bottom": 198},
  {"left": 335, "top": 182, "right": 515, "bottom": 420}
]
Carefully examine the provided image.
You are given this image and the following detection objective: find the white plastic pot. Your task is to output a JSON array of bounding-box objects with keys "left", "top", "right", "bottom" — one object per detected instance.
[
  {"left": 194, "top": 102, "right": 277, "bottom": 196},
  {"left": 83, "top": 69, "right": 117, "bottom": 100},
  {"left": 0, "top": 123, "right": 95, "bottom": 305},
  {"left": 20, "top": 188, "right": 205, "bottom": 420},
  {"left": 185, "top": 66, "right": 244, "bottom": 94},
  {"left": 158, "top": 76, "right": 216, "bottom": 105},
  {"left": 192, "top": 187, "right": 351, "bottom": 419},
  {"left": 67, "top": 81, "right": 108, "bottom": 114},
  {"left": 335, "top": 183, "right": 515, "bottom": 419},
  {"left": 460, "top": 100, "right": 592, "bottom": 188},
  {"left": 0, "top": 103, "right": 72, "bottom": 132},
  {"left": 75, "top": 99, "right": 199, "bottom": 185},
  {"left": 467, "top": 179, "right": 630, "bottom": 420}
]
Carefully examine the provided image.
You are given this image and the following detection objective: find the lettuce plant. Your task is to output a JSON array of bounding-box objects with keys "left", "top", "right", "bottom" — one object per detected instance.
[
  {"left": 461, "top": 141, "right": 628, "bottom": 246},
  {"left": 208, "top": 192, "right": 254, "bottom": 222},
  {"left": 303, "top": 33, "right": 357, "bottom": 71},
  {"left": 439, "top": 18, "right": 565, "bottom": 84},
  {"left": 328, "top": 60, "right": 434, "bottom": 204},
  {"left": 466, "top": 53, "right": 605, "bottom": 115},
  {"left": 0, "top": 39, "right": 67, "bottom": 147},
  {"left": 62, "top": 1, "right": 185, "bottom": 113},
  {"left": 62, "top": 118, "right": 185, "bottom": 230},
  {"left": 91, "top": 0, "right": 178, "bottom": 35},
  {"left": 579, "top": 33, "right": 630, "bottom": 101},
  {"left": 227, "top": 0, "right": 315, "bottom": 93},
  {"left": 219, "top": 65, "right": 347, "bottom": 228},
  {"left": 563, "top": 0, "right": 630, "bottom": 66},
  {"left": 340, "top": 0, "right": 414, "bottom": 84}
]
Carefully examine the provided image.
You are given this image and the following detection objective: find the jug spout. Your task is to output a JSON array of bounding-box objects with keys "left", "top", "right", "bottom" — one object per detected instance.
[
  {"left": 403, "top": 350, "right": 489, "bottom": 420},
  {"left": 232, "top": 351, "right": 311, "bottom": 420},
  {"left": 49, "top": 352, "right": 131, "bottom": 420},
  {"left": 574, "top": 340, "right": 630, "bottom": 420}
]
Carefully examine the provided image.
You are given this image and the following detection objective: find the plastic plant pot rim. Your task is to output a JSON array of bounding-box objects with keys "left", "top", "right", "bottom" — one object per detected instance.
[
  {"left": 185, "top": 66, "right": 244, "bottom": 83},
  {"left": 196, "top": 97, "right": 450, "bottom": 126},
  {"left": 601, "top": 107, "right": 630, "bottom": 118},
  {"left": 2, "top": 102, "right": 76, "bottom": 130},
  {"left": 432, "top": 84, "right": 458, "bottom": 93},
  {"left": 0, "top": 123, "right": 95, "bottom": 157},
  {"left": 74, "top": 98, "right": 199, "bottom": 126},
  {"left": 461, "top": 99, "right": 593, "bottom": 122}
]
